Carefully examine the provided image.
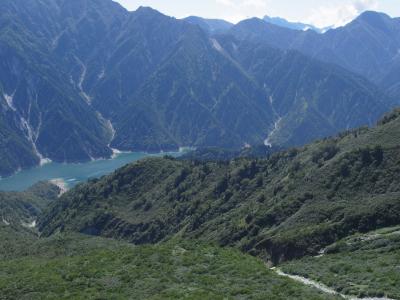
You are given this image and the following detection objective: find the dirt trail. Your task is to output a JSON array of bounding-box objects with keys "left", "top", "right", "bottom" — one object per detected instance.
[{"left": 271, "top": 267, "right": 396, "bottom": 300}]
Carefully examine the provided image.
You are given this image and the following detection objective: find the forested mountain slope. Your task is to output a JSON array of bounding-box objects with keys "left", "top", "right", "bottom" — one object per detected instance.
[
  {"left": 0, "top": 230, "right": 338, "bottom": 300},
  {"left": 0, "top": 178, "right": 338, "bottom": 299},
  {"left": 39, "top": 109, "right": 400, "bottom": 264}
]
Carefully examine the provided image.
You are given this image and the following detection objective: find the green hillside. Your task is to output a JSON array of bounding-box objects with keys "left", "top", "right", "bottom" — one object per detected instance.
[
  {"left": 0, "top": 230, "right": 338, "bottom": 300},
  {"left": 39, "top": 109, "right": 400, "bottom": 264},
  {"left": 282, "top": 226, "right": 400, "bottom": 299},
  {"left": 1, "top": 109, "right": 399, "bottom": 299}
]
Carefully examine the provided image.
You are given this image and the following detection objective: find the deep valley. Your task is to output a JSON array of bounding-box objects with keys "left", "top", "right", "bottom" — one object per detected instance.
[{"left": 0, "top": 0, "right": 399, "bottom": 299}]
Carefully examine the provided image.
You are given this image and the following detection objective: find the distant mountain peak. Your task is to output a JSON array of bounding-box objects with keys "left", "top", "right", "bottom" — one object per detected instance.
[
  {"left": 358, "top": 10, "right": 391, "bottom": 20},
  {"left": 135, "top": 6, "right": 162, "bottom": 16},
  {"left": 353, "top": 10, "right": 393, "bottom": 27},
  {"left": 238, "top": 17, "right": 267, "bottom": 27},
  {"left": 132, "top": 6, "right": 169, "bottom": 23},
  {"left": 184, "top": 16, "right": 233, "bottom": 34},
  {"left": 352, "top": 11, "right": 395, "bottom": 32},
  {"left": 136, "top": 6, "right": 155, "bottom": 12},
  {"left": 263, "top": 15, "right": 328, "bottom": 33}
]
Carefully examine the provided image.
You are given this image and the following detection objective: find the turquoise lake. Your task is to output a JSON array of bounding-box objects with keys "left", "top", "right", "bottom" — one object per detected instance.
[{"left": 0, "top": 151, "right": 182, "bottom": 192}]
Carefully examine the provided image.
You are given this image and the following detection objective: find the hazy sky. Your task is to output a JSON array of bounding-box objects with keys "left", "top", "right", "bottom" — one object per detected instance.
[{"left": 113, "top": 0, "right": 400, "bottom": 28}]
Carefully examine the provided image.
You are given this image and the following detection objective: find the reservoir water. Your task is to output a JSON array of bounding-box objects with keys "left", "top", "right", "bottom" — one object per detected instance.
[{"left": 0, "top": 151, "right": 183, "bottom": 192}]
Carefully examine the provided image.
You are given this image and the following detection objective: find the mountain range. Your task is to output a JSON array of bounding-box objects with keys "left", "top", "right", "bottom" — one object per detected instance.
[
  {"left": 0, "top": 0, "right": 399, "bottom": 177},
  {"left": 1, "top": 2, "right": 400, "bottom": 297},
  {"left": 263, "top": 15, "right": 330, "bottom": 33},
  {"left": 184, "top": 15, "right": 330, "bottom": 33},
  {"left": 231, "top": 11, "right": 400, "bottom": 99}
]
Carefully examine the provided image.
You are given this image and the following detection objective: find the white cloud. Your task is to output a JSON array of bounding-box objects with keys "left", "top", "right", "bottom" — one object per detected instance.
[
  {"left": 215, "top": 0, "right": 268, "bottom": 9},
  {"left": 242, "top": 0, "right": 268, "bottom": 9},
  {"left": 214, "top": 0, "right": 269, "bottom": 23},
  {"left": 307, "top": 0, "right": 378, "bottom": 28},
  {"left": 215, "top": 0, "right": 235, "bottom": 7},
  {"left": 353, "top": 0, "right": 378, "bottom": 12}
]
